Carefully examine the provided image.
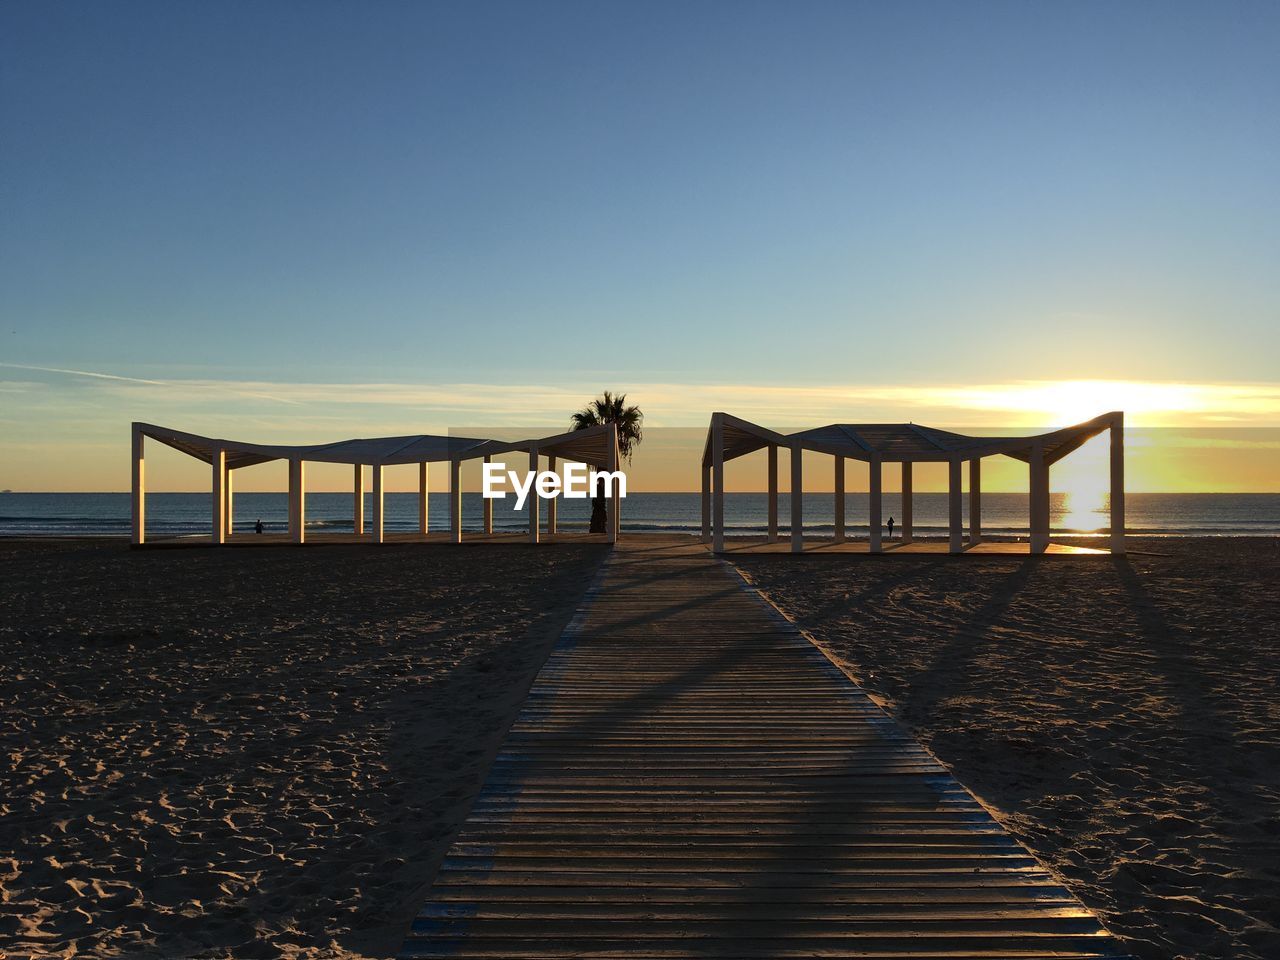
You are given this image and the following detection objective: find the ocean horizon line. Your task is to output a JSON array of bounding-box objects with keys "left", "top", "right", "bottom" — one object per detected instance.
[
  {"left": 3, "top": 491, "right": 1278, "bottom": 538},
  {"left": 4, "top": 489, "right": 1280, "bottom": 496}
]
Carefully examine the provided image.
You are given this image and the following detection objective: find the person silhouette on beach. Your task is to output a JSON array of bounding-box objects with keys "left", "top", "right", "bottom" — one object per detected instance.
[
  {"left": 255, "top": 518, "right": 264, "bottom": 534},
  {"left": 887, "top": 516, "right": 895, "bottom": 539}
]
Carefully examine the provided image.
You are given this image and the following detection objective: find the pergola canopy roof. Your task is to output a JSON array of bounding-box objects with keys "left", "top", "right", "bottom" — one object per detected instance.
[
  {"left": 136, "top": 422, "right": 618, "bottom": 470},
  {"left": 480, "top": 426, "right": 621, "bottom": 470},
  {"left": 707, "top": 412, "right": 1121, "bottom": 466}
]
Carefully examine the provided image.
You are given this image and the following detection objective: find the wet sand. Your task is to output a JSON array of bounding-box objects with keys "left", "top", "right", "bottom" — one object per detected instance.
[
  {"left": 731, "top": 537, "right": 1280, "bottom": 960},
  {"left": 0, "top": 538, "right": 606, "bottom": 959}
]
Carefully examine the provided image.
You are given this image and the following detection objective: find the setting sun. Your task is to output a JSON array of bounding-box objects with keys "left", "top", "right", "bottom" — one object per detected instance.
[
  {"left": 929, "top": 379, "right": 1271, "bottom": 428},
  {"left": 4, "top": 5, "right": 1280, "bottom": 960}
]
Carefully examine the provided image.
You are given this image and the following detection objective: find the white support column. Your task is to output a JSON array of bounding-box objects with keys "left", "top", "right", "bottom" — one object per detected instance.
[
  {"left": 211, "top": 447, "right": 227, "bottom": 545},
  {"left": 529, "top": 448, "right": 540, "bottom": 544},
  {"left": 371, "top": 464, "right": 385, "bottom": 544},
  {"left": 900, "top": 461, "right": 913, "bottom": 545},
  {"left": 353, "top": 464, "right": 365, "bottom": 536},
  {"left": 288, "top": 456, "right": 305, "bottom": 545},
  {"left": 948, "top": 457, "right": 963, "bottom": 554},
  {"left": 833, "top": 457, "right": 845, "bottom": 544},
  {"left": 1029, "top": 443, "right": 1050, "bottom": 554},
  {"left": 547, "top": 456, "right": 557, "bottom": 535},
  {"left": 482, "top": 456, "right": 493, "bottom": 535},
  {"left": 790, "top": 442, "right": 804, "bottom": 554},
  {"left": 608, "top": 425, "right": 620, "bottom": 544},
  {"left": 419, "top": 462, "right": 430, "bottom": 537},
  {"left": 1110, "top": 413, "right": 1126, "bottom": 554},
  {"left": 131, "top": 425, "right": 145, "bottom": 545},
  {"left": 711, "top": 415, "right": 725, "bottom": 553},
  {"left": 224, "top": 466, "right": 234, "bottom": 538},
  {"left": 450, "top": 458, "right": 462, "bottom": 543},
  {"left": 969, "top": 458, "right": 982, "bottom": 545},
  {"left": 700, "top": 463, "right": 711, "bottom": 543},
  {"left": 869, "top": 456, "right": 883, "bottom": 553},
  {"left": 767, "top": 444, "right": 779, "bottom": 543}
]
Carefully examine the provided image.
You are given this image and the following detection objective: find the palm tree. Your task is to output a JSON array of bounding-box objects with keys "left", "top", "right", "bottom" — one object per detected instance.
[{"left": 570, "top": 391, "right": 643, "bottom": 533}]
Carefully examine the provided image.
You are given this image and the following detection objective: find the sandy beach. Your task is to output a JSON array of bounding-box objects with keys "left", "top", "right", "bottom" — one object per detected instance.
[
  {"left": 4, "top": 535, "right": 1279, "bottom": 960},
  {"left": 732, "top": 536, "right": 1280, "bottom": 960},
  {"left": 0, "top": 539, "right": 606, "bottom": 959}
]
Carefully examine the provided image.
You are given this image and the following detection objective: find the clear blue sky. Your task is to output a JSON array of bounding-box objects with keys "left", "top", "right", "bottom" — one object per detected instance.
[
  {"left": 3, "top": 0, "right": 1277, "bottom": 387},
  {"left": 3, "top": 1, "right": 1280, "bottom": 491}
]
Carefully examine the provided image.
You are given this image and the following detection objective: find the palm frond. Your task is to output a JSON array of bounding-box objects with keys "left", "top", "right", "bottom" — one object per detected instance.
[{"left": 570, "top": 390, "right": 644, "bottom": 464}]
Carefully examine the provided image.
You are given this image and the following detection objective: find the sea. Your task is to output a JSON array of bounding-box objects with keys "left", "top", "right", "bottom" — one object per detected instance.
[{"left": 1, "top": 491, "right": 1277, "bottom": 538}]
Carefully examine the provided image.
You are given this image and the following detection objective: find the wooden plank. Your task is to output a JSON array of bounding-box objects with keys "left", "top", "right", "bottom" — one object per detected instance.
[{"left": 398, "top": 537, "right": 1132, "bottom": 959}]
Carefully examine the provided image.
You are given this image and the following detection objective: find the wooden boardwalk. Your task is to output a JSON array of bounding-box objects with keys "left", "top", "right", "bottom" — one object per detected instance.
[{"left": 400, "top": 537, "right": 1131, "bottom": 959}]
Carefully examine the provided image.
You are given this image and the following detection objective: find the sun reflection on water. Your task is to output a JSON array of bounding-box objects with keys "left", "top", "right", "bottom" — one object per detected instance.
[{"left": 1058, "top": 488, "right": 1109, "bottom": 533}]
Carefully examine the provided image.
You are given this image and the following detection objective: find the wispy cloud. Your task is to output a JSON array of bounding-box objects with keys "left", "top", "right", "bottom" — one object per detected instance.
[
  {"left": 7, "top": 367, "right": 1280, "bottom": 431},
  {"left": 5, "top": 369, "right": 1280, "bottom": 490},
  {"left": 0, "top": 380, "right": 43, "bottom": 394},
  {"left": 6, "top": 368, "right": 1280, "bottom": 442},
  {"left": 0, "top": 363, "right": 304, "bottom": 405},
  {"left": 0, "top": 362, "right": 168, "bottom": 386}
]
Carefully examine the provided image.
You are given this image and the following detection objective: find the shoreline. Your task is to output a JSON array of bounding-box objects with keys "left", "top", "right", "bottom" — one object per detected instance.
[
  {"left": 4, "top": 530, "right": 1280, "bottom": 543},
  {"left": 5, "top": 491, "right": 1279, "bottom": 541}
]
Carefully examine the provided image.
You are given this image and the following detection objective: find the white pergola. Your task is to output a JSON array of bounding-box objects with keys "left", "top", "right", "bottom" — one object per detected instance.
[
  {"left": 130, "top": 421, "right": 621, "bottom": 546},
  {"left": 701, "top": 412, "right": 1125, "bottom": 555}
]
